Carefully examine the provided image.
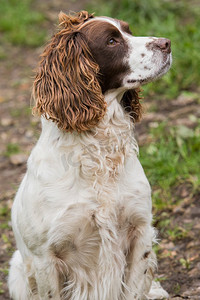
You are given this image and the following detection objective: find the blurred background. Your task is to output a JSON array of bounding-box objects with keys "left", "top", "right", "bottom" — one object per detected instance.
[{"left": 0, "top": 0, "right": 200, "bottom": 298}]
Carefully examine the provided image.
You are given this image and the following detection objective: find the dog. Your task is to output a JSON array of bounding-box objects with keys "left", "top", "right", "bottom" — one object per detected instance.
[{"left": 8, "top": 11, "right": 172, "bottom": 300}]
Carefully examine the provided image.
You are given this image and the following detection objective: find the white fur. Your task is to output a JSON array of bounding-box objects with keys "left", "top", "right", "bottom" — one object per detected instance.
[
  {"left": 123, "top": 34, "right": 172, "bottom": 88},
  {"left": 8, "top": 17, "right": 170, "bottom": 300}
]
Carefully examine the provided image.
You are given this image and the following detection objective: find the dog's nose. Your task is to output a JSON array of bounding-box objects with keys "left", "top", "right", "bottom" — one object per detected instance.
[{"left": 154, "top": 38, "right": 171, "bottom": 53}]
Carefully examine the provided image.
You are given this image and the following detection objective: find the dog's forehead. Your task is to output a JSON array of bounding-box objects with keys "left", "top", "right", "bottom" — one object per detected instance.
[
  {"left": 83, "top": 16, "right": 125, "bottom": 33},
  {"left": 94, "top": 16, "right": 120, "bottom": 28},
  {"left": 92, "top": 17, "right": 132, "bottom": 36}
]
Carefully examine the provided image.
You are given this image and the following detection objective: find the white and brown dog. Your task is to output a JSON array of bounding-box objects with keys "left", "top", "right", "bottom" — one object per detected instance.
[{"left": 8, "top": 11, "right": 172, "bottom": 300}]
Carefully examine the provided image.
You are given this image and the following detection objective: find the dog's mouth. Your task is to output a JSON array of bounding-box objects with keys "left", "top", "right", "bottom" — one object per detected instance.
[
  {"left": 127, "top": 55, "right": 172, "bottom": 86},
  {"left": 140, "top": 60, "right": 171, "bottom": 84}
]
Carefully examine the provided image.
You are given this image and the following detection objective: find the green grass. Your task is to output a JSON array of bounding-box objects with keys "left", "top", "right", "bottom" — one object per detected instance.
[
  {"left": 4, "top": 143, "right": 20, "bottom": 157},
  {"left": 139, "top": 121, "right": 200, "bottom": 210},
  {"left": 0, "top": 0, "right": 46, "bottom": 47},
  {"left": 0, "top": 281, "right": 4, "bottom": 295},
  {"left": 0, "top": 205, "right": 10, "bottom": 217},
  {"left": 89, "top": 0, "right": 200, "bottom": 98},
  {"left": 10, "top": 107, "right": 32, "bottom": 118}
]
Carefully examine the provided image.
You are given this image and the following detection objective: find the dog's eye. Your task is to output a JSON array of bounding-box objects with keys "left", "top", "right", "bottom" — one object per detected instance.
[{"left": 107, "top": 38, "right": 117, "bottom": 46}]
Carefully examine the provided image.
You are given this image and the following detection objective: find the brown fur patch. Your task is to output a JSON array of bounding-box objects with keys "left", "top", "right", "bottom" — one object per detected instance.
[{"left": 33, "top": 11, "right": 106, "bottom": 132}]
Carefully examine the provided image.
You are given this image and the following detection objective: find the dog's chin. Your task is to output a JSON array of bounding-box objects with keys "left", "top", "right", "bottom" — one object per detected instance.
[
  {"left": 152, "top": 59, "right": 172, "bottom": 80},
  {"left": 126, "top": 57, "right": 172, "bottom": 88},
  {"left": 138, "top": 61, "right": 171, "bottom": 86}
]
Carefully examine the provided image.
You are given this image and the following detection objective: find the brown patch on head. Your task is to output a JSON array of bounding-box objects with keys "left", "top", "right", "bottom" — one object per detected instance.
[
  {"left": 80, "top": 19, "right": 130, "bottom": 93},
  {"left": 119, "top": 20, "right": 133, "bottom": 35},
  {"left": 141, "top": 53, "right": 146, "bottom": 57}
]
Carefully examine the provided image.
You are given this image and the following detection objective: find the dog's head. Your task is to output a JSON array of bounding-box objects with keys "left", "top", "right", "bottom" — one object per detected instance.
[{"left": 33, "top": 11, "right": 172, "bottom": 132}]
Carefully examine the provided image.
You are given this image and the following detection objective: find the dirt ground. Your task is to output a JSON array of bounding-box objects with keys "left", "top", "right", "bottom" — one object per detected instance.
[{"left": 0, "top": 1, "right": 200, "bottom": 299}]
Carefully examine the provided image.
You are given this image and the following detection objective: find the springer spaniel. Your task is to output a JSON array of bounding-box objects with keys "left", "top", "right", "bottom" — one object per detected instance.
[{"left": 8, "top": 11, "right": 172, "bottom": 300}]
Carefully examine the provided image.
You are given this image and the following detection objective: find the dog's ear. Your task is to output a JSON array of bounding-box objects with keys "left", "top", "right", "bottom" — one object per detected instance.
[
  {"left": 33, "top": 11, "right": 106, "bottom": 132},
  {"left": 121, "top": 89, "right": 142, "bottom": 122},
  {"left": 58, "top": 10, "right": 94, "bottom": 28}
]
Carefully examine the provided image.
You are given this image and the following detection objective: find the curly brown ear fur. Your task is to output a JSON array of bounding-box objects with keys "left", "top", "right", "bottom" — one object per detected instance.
[
  {"left": 121, "top": 89, "right": 143, "bottom": 122},
  {"left": 58, "top": 11, "right": 94, "bottom": 29},
  {"left": 33, "top": 11, "right": 106, "bottom": 132}
]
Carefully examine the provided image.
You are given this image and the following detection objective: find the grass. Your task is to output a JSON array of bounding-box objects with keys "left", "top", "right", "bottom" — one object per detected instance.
[
  {"left": 166, "top": 226, "right": 188, "bottom": 241},
  {"left": 0, "top": 282, "right": 4, "bottom": 295},
  {"left": 179, "top": 258, "right": 191, "bottom": 269},
  {"left": 0, "top": 0, "right": 46, "bottom": 47},
  {"left": 89, "top": 0, "right": 200, "bottom": 98},
  {"left": 139, "top": 121, "right": 200, "bottom": 210},
  {"left": 10, "top": 107, "right": 32, "bottom": 118},
  {"left": 4, "top": 143, "right": 20, "bottom": 157},
  {"left": 173, "top": 282, "right": 181, "bottom": 294},
  {"left": 0, "top": 205, "right": 10, "bottom": 217}
]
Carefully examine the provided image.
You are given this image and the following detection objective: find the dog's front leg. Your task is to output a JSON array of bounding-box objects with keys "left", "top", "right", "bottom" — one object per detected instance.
[
  {"left": 124, "top": 225, "right": 156, "bottom": 300},
  {"left": 34, "top": 256, "right": 61, "bottom": 300}
]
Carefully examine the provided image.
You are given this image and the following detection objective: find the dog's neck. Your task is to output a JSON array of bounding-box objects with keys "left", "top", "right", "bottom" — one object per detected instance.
[
  {"left": 39, "top": 89, "right": 137, "bottom": 155},
  {"left": 104, "top": 88, "right": 127, "bottom": 104}
]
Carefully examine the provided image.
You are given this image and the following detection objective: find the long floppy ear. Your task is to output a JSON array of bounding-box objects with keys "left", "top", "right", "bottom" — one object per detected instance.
[
  {"left": 121, "top": 89, "right": 143, "bottom": 122},
  {"left": 33, "top": 12, "right": 106, "bottom": 132}
]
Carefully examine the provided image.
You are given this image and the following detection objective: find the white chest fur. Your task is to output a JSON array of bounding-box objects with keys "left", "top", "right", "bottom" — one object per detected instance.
[
  {"left": 10, "top": 93, "right": 156, "bottom": 300},
  {"left": 12, "top": 94, "right": 152, "bottom": 256}
]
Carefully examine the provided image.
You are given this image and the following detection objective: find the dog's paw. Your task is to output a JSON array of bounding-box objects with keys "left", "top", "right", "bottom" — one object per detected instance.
[{"left": 147, "top": 280, "right": 169, "bottom": 299}]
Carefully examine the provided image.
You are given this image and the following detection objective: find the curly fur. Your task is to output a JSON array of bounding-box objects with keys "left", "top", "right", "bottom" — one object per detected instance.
[
  {"left": 8, "top": 10, "right": 172, "bottom": 300},
  {"left": 33, "top": 11, "right": 106, "bottom": 132}
]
